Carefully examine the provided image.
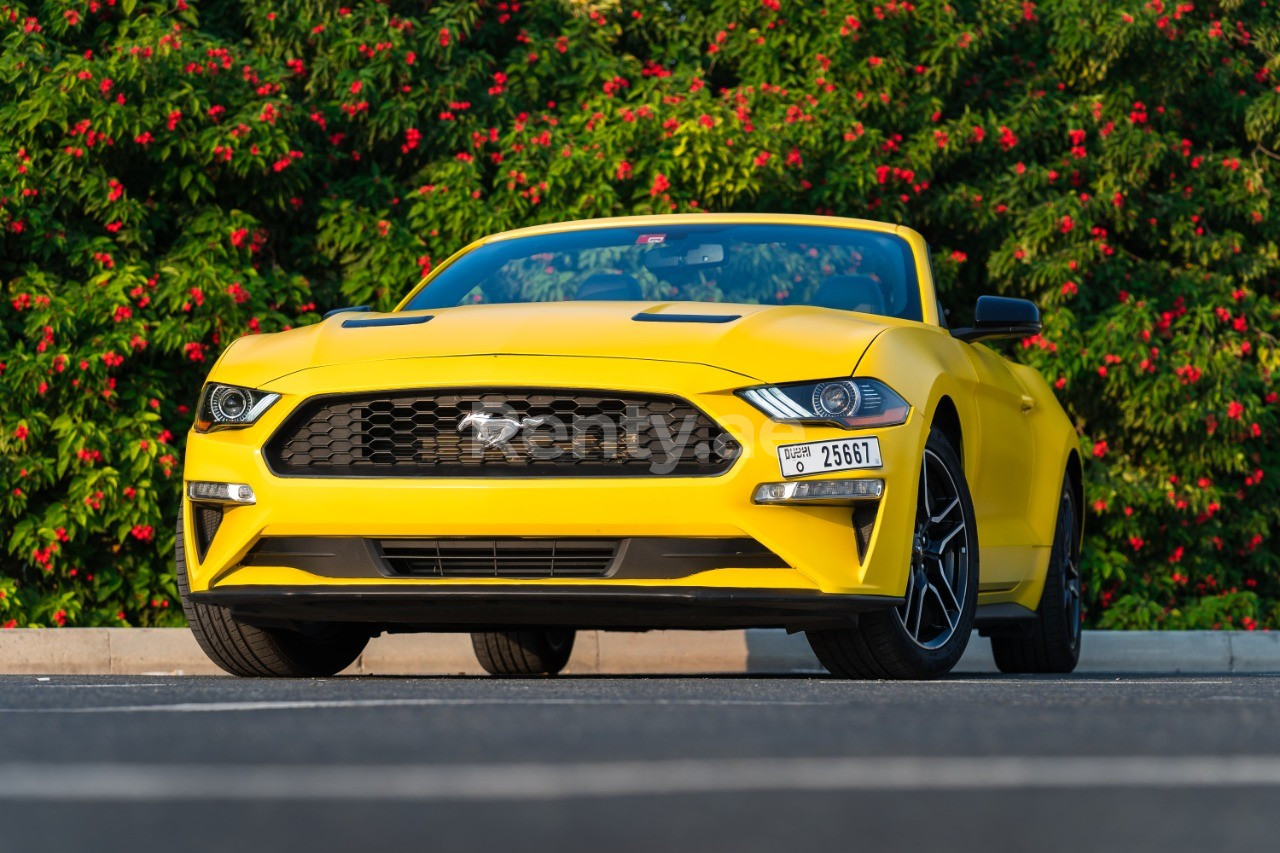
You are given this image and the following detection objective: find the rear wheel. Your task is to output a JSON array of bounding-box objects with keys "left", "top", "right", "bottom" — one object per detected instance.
[
  {"left": 807, "top": 428, "right": 978, "bottom": 679},
  {"left": 176, "top": 508, "right": 369, "bottom": 677},
  {"left": 471, "top": 629, "right": 575, "bottom": 676},
  {"left": 991, "top": 483, "right": 1082, "bottom": 674}
]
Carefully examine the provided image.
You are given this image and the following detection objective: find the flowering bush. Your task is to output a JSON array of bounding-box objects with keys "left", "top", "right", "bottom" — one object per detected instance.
[{"left": 0, "top": 0, "right": 1276, "bottom": 629}]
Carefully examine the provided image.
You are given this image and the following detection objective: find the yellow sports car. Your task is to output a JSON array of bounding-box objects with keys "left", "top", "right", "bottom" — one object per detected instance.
[{"left": 179, "top": 213, "right": 1083, "bottom": 679}]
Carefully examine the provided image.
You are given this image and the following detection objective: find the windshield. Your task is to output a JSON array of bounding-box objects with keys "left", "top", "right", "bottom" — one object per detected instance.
[{"left": 404, "top": 223, "right": 922, "bottom": 322}]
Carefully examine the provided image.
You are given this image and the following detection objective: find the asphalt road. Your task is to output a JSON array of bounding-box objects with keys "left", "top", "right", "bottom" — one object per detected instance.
[{"left": 1, "top": 673, "right": 1279, "bottom": 852}]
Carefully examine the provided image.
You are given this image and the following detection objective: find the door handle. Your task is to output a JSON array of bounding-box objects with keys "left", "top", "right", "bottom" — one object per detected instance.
[{"left": 1020, "top": 394, "right": 1035, "bottom": 413}]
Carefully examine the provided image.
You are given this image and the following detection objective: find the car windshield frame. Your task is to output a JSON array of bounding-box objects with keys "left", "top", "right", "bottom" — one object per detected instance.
[{"left": 402, "top": 223, "right": 923, "bottom": 322}]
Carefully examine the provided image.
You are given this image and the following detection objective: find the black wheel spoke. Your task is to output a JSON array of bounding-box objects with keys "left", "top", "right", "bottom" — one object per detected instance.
[{"left": 897, "top": 447, "right": 970, "bottom": 650}]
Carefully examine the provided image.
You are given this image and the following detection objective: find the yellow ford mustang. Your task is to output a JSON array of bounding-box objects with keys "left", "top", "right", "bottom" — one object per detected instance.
[{"left": 179, "top": 213, "right": 1083, "bottom": 679}]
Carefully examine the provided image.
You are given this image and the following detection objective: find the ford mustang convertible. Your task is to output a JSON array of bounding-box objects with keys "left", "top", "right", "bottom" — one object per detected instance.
[{"left": 179, "top": 213, "right": 1083, "bottom": 679}]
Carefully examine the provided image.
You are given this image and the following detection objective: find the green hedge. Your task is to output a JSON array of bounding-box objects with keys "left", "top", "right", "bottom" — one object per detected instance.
[{"left": 1, "top": 0, "right": 1276, "bottom": 629}]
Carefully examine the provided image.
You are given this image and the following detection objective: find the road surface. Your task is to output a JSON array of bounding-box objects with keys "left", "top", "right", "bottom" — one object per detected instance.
[{"left": 1, "top": 673, "right": 1278, "bottom": 851}]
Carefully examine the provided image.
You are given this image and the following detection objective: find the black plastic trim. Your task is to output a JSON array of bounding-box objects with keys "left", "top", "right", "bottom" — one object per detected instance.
[
  {"left": 632, "top": 312, "right": 741, "bottom": 324},
  {"left": 342, "top": 315, "right": 433, "bottom": 328},
  {"left": 192, "top": 585, "right": 903, "bottom": 631},
  {"left": 192, "top": 504, "right": 223, "bottom": 564},
  {"left": 241, "top": 536, "right": 788, "bottom": 580}
]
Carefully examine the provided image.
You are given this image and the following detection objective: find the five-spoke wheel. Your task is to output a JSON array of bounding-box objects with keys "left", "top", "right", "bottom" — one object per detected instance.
[
  {"left": 807, "top": 427, "right": 979, "bottom": 679},
  {"left": 896, "top": 446, "right": 971, "bottom": 651}
]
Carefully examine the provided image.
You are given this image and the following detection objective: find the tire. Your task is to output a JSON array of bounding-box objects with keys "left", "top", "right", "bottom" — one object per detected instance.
[
  {"left": 176, "top": 507, "right": 369, "bottom": 677},
  {"left": 807, "top": 427, "right": 979, "bottom": 679},
  {"left": 471, "top": 629, "right": 575, "bottom": 676},
  {"left": 991, "top": 482, "right": 1082, "bottom": 674}
]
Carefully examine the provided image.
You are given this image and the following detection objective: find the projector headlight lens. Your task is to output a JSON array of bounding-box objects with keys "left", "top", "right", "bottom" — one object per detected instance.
[
  {"left": 813, "top": 381, "right": 860, "bottom": 419},
  {"left": 740, "top": 378, "right": 910, "bottom": 429},
  {"left": 195, "top": 383, "right": 280, "bottom": 432}
]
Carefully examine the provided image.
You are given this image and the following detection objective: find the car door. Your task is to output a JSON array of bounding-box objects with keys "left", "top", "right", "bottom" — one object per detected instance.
[{"left": 959, "top": 343, "right": 1039, "bottom": 589}]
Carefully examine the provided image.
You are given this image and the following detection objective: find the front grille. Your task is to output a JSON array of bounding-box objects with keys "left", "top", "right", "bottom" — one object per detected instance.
[
  {"left": 380, "top": 539, "right": 618, "bottom": 578},
  {"left": 264, "top": 388, "right": 740, "bottom": 477}
]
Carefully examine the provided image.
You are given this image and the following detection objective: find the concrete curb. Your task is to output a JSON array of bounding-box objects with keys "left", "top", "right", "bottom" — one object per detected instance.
[{"left": 2, "top": 628, "right": 1279, "bottom": 675}]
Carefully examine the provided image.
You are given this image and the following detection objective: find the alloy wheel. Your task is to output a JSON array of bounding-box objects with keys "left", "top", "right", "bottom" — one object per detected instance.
[
  {"left": 1061, "top": 495, "right": 1082, "bottom": 647},
  {"left": 896, "top": 448, "right": 971, "bottom": 650}
]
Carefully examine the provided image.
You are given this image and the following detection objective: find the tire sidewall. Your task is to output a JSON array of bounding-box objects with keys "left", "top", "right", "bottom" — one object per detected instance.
[
  {"left": 881, "top": 428, "right": 980, "bottom": 676},
  {"left": 1041, "top": 485, "right": 1083, "bottom": 664}
]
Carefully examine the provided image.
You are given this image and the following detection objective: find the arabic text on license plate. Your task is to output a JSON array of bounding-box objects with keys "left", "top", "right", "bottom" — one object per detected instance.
[{"left": 777, "top": 437, "right": 882, "bottom": 478}]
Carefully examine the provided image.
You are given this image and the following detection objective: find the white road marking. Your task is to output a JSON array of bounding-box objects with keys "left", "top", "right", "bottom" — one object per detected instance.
[
  {"left": 28, "top": 683, "right": 173, "bottom": 690},
  {"left": 1, "top": 756, "right": 1279, "bottom": 801},
  {"left": 0, "top": 697, "right": 834, "bottom": 713}
]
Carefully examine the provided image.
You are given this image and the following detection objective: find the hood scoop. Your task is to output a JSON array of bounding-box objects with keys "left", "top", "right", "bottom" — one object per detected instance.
[
  {"left": 632, "top": 311, "right": 741, "bottom": 324},
  {"left": 342, "top": 314, "right": 433, "bottom": 328}
]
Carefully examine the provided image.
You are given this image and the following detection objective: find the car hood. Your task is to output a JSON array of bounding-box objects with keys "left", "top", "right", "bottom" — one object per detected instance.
[{"left": 215, "top": 302, "right": 903, "bottom": 388}]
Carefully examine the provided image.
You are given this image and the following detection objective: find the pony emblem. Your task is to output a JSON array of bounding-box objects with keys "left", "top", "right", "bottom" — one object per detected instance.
[{"left": 458, "top": 412, "right": 546, "bottom": 448}]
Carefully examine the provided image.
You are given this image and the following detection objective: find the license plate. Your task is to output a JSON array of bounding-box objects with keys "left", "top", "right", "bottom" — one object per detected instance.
[{"left": 777, "top": 437, "right": 882, "bottom": 478}]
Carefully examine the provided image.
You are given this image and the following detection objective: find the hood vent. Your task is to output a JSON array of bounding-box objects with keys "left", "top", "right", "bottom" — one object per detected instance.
[
  {"left": 632, "top": 312, "right": 740, "bottom": 324},
  {"left": 342, "top": 315, "right": 433, "bottom": 328}
]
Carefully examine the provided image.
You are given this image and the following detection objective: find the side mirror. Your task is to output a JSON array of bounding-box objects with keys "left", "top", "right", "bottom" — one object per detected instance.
[
  {"left": 323, "top": 305, "right": 372, "bottom": 319},
  {"left": 951, "top": 295, "right": 1041, "bottom": 343}
]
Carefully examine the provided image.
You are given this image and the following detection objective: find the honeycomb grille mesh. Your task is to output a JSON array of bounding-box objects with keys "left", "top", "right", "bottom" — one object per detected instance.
[
  {"left": 193, "top": 504, "right": 223, "bottom": 562},
  {"left": 264, "top": 389, "right": 740, "bottom": 477}
]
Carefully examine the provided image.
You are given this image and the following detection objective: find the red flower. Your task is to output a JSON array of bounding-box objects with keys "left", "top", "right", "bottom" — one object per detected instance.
[
  {"left": 650, "top": 173, "right": 670, "bottom": 196},
  {"left": 616, "top": 161, "right": 633, "bottom": 181},
  {"left": 1092, "top": 440, "right": 1108, "bottom": 458},
  {"left": 1227, "top": 401, "right": 1244, "bottom": 420}
]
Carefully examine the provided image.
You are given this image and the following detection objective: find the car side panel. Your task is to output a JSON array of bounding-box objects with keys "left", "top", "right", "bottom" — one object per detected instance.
[
  {"left": 958, "top": 343, "right": 1040, "bottom": 588},
  {"left": 857, "top": 328, "right": 1073, "bottom": 610}
]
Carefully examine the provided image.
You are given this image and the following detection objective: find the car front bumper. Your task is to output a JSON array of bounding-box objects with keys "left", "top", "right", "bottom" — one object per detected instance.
[{"left": 182, "top": 355, "right": 925, "bottom": 627}]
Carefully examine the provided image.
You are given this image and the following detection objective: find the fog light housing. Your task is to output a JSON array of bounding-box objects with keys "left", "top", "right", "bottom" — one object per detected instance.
[
  {"left": 753, "top": 478, "right": 883, "bottom": 505},
  {"left": 187, "top": 481, "right": 256, "bottom": 505}
]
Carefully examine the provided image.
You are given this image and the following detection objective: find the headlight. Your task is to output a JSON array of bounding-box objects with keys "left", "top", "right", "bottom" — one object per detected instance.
[
  {"left": 739, "top": 378, "right": 910, "bottom": 428},
  {"left": 194, "top": 383, "right": 280, "bottom": 432}
]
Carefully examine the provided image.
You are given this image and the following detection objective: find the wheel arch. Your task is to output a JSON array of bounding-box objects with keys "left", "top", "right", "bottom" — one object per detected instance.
[
  {"left": 929, "top": 394, "right": 964, "bottom": 469},
  {"left": 1064, "top": 447, "right": 1085, "bottom": 544}
]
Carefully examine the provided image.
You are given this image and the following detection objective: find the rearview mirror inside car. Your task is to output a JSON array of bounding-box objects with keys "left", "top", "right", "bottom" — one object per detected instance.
[{"left": 643, "top": 243, "right": 726, "bottom": 270}]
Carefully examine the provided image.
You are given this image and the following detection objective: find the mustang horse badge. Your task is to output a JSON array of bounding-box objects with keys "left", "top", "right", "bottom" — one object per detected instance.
[{"left": 458, "top": 411, "right": 546, "bottom": 448}]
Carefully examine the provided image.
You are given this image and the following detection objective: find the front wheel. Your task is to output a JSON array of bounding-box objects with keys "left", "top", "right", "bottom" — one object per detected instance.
[
  {"left": 807, "top": 427, "right": 979, "bottom": 679},
  {"left": 176, "top": 508, "right": 369, "bottom": 677}
]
